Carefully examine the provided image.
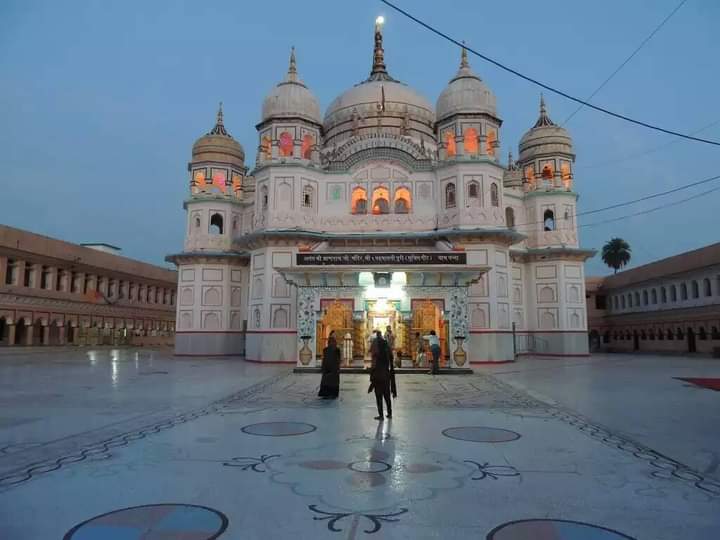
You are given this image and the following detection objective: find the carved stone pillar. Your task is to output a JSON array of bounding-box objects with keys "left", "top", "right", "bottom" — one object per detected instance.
[
  {"left": 449, "top": 286, "right": 469, "bottom": 368},
  {"left": 296, "top": 287, "right": 318, "bottom": 366},
  {"left": 25, "top": 322, "right": 33, "bottom": 346},
  {"left": 57, "top": 323, "right": 66, "bottom": 345},
  {"left": 42, "top": 325, "right": 50, "bottom": 345},
  {"left": 7, "top": 324, "right": 15, "bottom": 346}
]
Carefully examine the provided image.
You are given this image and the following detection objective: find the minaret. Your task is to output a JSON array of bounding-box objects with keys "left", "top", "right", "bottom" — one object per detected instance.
[{"left": 366, "top": 16, "right": 396, "bottom": 82}]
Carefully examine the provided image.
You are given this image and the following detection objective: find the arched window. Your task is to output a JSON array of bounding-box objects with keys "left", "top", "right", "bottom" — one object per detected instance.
[
  {"left": 642, "top": 290, "right": 648, "bottom": 305},
  {"left": 505, "top": 207, "right": 515, "bottom": 229},
  {"left": 301, "top": 134, "right": 314, "bottom": 159},
  {"left": 661, "top": 287, "right": 667, "bottom": 303},
  {"left": 394, "top": 187, "right": 411, "bottom": 214},
  {"left": 278, "top": 131, "right": 293, "bottom": 157},
  {"left": 194, "top": 216, "right": 201, "bottom": 229},
  {"left": 691, "top": 280, "right": 699, "bottom": 298},
  {"left": 302, "top": 185, "right": 314, "bottom": 208},
  {"left": 445, "top": 183, "right": 456, "bottom": 209},
  {"left": 621, "top": 295, "right": 626, "bottom": 309},
  {"left": 486, "top": 129, "right": 497, "bottom": 156},
  {"left": 560, "top": 161, "right": 572, "bottom": 188},
  {"left": 467, "top": 181, "right": 479, "bottom": 200},
  {"left": 261, "top": 135, "right": 272, "bottom": 160},
  {"left": 542, "top": 164, "right": 553, "bottom": 179},
  {"left": 463, "top": 128, "right": 478, "bottom": 155},
  {"left": 543, "top": 209, "right": 555, "bottom": 231},
  {"left": 703, "top": 278, "right": 711, "bottom": 297},
  {"left": 490, "top": 183, "right": 499, "bottom": 207},
  {"left": 261, "top": 185, "right": 268, "bottom": 210},
  {"left": 444, "top": 131, "right": 456, "bottom": 157},
  {"left": 681, "top": 283, "right": 688, "bottom": 300},
  {"left": 524, "top": 166, "right": 535, "bottom": 185},
  {"left": 634, "top": 292, "right": 640, "bottom": 306},
  {"left": 670, "top": 285, "right": 677, "bottom": 302},
  {"left": 351, "top": 187, "right": 368, "bottom": 214},
  {"left": 209, "top": 213, "right": 223, "bottom": 235},
  {"left": 651, "top": 289, "right": 657, "bottom": 304},
  {"left": 372, "top": 186, "right": 390, "bottom": 214}
]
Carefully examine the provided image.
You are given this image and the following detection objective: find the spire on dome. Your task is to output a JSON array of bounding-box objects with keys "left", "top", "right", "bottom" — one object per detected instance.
[
  {"left": 367, "top": 16, "right": 396, "bottom": 82},
  {"left": 287, "top": 46, "right": 297, "bottom": 80},
  {"left": 460, "top": 42, "right": 469, "bottom": 69},
  {"left": 209, "top": 102, "right": 230, "bottom": 136},
  {"left": 533, "top": 93, "right": 556, "bottom": 128}
]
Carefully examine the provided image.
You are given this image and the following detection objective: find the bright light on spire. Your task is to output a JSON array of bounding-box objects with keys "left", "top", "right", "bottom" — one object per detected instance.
[{"left": 376, "top": 15, "right": 385, "bottom": 25}]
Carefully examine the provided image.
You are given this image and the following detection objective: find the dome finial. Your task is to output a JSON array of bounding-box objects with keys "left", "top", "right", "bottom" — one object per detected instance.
[
  {"left": 460, "top": 41, "right": 469, "bottom": 69},
  {"left": 288, "top": 46, "right": 297, "bottom": 75},
  {"left": 209, "top": 102, "right": 229, "bottom": 136},
  {"left": 367, "top": 16, "right": 396, "bottom": 82},
  {"left": 534, "top": 93, "right": 555, "bottom": 128}
]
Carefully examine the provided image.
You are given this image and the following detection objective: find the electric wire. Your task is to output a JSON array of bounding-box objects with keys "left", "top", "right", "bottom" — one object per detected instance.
[
  {"left": 539, "top": 183, "right": 720, "bottom": 234},
  {"left": 509, "top": 172, "right": 720, "bottom": 230},
  {"left": 561, "top": 0, "right": 688, "bottom": 126},
  {"left": 379, "top": 0, "right": 720, "bottom": 147},
  {"left": 576, "top": 118, "right": 720, "bottom": 170}
]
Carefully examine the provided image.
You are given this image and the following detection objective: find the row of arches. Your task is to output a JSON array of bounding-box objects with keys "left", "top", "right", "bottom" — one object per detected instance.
[
  {"left": 445, "top": 181, "right": 499, "bottom": 209},
  {"left": 444, "top": 128, "right": 497, "bottom": 157},
  {"left": 612, "top": 277, "right": 719, "bottom": 310},
  {"left": 260, "top": 132, "right": 315, "bottom": 160},
  {"left": 351, "top": 186, "right": 411, "bottom": 215}
]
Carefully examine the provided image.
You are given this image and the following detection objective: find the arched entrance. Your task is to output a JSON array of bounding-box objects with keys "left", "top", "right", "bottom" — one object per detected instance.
[
  {"left": 15, "top": 318, "right": 27, "bottom": 346},
  {"left": 633, "top": 330, "right": 639, "bottom": 351},
  {"left": 588, "top": 329, "right": 600, "bottom": 352},
  {"left": 316, "top": 299, "right": 354, "bottom": 359},
  {"left": 687, "top": 327, "right": 697, "bottom": 353},
  {"left": 411, "top": 300, "right": 448, "bottom": 366},
  {"left": 0, "top": 317, "right": 7, "bottom": 345}
]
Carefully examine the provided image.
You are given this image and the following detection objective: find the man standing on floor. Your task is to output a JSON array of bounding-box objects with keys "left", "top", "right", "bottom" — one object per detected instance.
[
  {"left": 370, "top": 330, "right": 395, "bottom": 420},
  {"left": 424, "top": 330, "right": 441, "bottom": 375}
]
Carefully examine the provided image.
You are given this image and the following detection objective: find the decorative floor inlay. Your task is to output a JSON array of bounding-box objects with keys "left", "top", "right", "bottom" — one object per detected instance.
[
  {"left": 62, "top": 503, "right": 228, "bottom": 540},
  {"left": 442, "top": 427, "right": 521, "bottom": 443},
  {"left": 487, "top": 519, "right": 636, "bottom": 539},
  {"left": 241, "top": 421, "right": 317, "bottom": 437}
]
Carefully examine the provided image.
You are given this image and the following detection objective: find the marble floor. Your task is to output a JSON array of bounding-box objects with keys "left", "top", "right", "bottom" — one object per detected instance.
[{"left": 0, "top": 349, "right": 718, "bottom": 539}]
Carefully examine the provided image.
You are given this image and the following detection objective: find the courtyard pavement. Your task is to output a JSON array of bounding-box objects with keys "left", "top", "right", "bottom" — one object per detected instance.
[{"left": 0, "top": 349, "right": 718, "bottom": 539}]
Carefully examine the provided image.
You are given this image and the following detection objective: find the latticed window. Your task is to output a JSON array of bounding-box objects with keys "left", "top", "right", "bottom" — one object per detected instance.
[
  {"left": 445, "top": 183, "right": 456, "bottom": 208},
  {"left": 302, "top": 185, "right": 314, "bottom": 208}
]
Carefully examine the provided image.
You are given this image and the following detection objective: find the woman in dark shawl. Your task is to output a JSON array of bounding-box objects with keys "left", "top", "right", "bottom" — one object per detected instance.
[
  {"left": 318, "top": 335, "right": 341, "bottom": 399},
  {"left": 369, "top": 330, "right": 396, "bottom": 420}
]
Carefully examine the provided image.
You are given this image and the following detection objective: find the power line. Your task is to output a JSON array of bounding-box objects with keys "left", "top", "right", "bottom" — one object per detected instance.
[
  {"left": 576, "top": 118, "right": 720, "bottom": 170},
  {"left": 379, "top": 0, "right": 720, "bottom": 147},
  {"left": 562, "top": 0, "right": 687, "bottom": 126},
  {"left": 511, "top": 172, "right": 720, "bottom": 230}
]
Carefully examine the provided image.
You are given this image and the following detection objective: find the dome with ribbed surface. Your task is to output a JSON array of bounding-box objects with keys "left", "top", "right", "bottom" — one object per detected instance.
[
  {"left": 261, "top": 48, "right": 321, "bottom": 125},
  {"left": 518, "top": 95, "right": 573, "bottom": 162},
  {"left": 192, "top": 104, "right": 245, "bottom": 166},
  {"left": 322, "top": 21, "right": 435, "bottom": 148},
  {"left": 436, "top": 48, "right": 497, "bottom": 122}
]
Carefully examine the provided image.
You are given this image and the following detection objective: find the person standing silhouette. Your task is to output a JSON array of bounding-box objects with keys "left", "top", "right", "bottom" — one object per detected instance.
[
  {"left": 318, "top": 335, "right": 341, "bottom": 399},
  {"left": 370, "top": 330, "right": 395, "bottom": 420}
]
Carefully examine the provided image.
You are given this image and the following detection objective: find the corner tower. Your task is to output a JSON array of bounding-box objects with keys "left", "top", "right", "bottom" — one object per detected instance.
[{"left": 167, "top": 105, "right": 251, "bottom": 356}]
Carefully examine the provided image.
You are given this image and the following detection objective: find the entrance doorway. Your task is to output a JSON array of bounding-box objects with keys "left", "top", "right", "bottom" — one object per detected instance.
[
  {"left": 411, "top": 300, "right": 448, "bottom": 366},
  {"left": 687, "top": 327, "right": 697, "bottom": 353},
  {"left": 317, "top": 299, "right": 354, "bottom": 361}
]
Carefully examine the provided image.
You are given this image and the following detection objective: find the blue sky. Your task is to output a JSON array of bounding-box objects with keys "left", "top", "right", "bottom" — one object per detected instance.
[{"left": 1, "top": 0, "right": 718, "bottom": 275}]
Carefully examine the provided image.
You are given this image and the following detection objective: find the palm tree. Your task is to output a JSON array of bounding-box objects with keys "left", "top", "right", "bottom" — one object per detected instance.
[{"left": 602, "top": 238, "right": 632, "bottom": 274}]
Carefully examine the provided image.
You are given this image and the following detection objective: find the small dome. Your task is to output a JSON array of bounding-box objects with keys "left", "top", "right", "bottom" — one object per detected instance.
[
  {"left": 261, "top": 48, "right": 321, "bottom": 125},
  {"left": 518, "top": 95, "right": 573, "bottom": 162},
  {"left": 192, "top": 104, "right": 245, "bottom": 166},
  {"left": 436, "top": 48, "right": 497, "bottom": 122}
]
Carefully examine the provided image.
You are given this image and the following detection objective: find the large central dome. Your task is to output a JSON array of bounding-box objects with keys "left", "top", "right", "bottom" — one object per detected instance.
[{"left": 322, "top": 20, "right": 436, "bottom": 150}]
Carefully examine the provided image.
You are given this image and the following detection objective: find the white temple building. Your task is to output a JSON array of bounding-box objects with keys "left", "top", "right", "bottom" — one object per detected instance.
[{"left": 167, "top": 19, "right": 594, "bottom": 366}]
